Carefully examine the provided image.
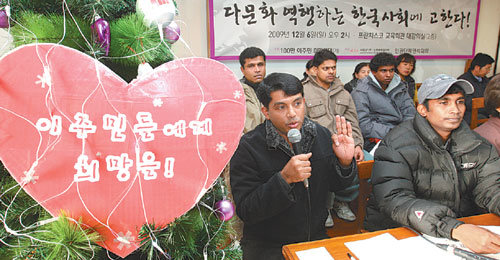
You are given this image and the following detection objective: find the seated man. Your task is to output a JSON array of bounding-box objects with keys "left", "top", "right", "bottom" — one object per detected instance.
[
  {"left": 475, "top": 74, "right": 500, "bottom": 154},
  {"left": 365, "top": 74, "right": 500, "bottom": 254},
  {"left": 303, "top": 49, "right": 364, "bottom": 162},
  {"left": 458, "top": 53, "right": 495, "bottom": 124},
  {"left": 303, "top": 49, "right": 364, "bottom": 224},
  {"left": 223, "top": 47, "right": 268, "bottom": 242},
  {"left": 300, "top": 59, "right": 313, "bottom": 83},
  {"left": 230, "top": 73, "right": 358, "bottom": 259},
  {"left": 239, "top": 47, "right": 267, "bottom": 133},
  {"left": 351, "top": 52, "right": 416, "bottom": 152}
]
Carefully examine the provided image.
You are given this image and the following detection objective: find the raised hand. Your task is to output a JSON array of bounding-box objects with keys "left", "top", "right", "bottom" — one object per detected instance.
[{"left": 332, "top": 115, "right": 355, "bottom": 167}]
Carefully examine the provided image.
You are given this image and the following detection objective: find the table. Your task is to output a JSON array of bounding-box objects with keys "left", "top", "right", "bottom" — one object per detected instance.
[{"left": 282, "top": 213, "right": 500, "bottom": 260}]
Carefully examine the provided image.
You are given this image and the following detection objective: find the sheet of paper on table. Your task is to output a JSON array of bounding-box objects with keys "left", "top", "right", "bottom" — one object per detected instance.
[
  {"left": 296, "top": 246, "right": 334, "bottom": 260},
  {"left": 345, "top": 225, "right": 500, "bottom": 260},
  {"left": 344, "top": 233, "right": 404, "bottom": 260}
]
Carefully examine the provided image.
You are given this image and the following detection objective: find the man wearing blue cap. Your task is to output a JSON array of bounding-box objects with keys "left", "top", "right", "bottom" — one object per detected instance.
[{"left": 364, "top": 74, "right": 500, "bottom": 254}]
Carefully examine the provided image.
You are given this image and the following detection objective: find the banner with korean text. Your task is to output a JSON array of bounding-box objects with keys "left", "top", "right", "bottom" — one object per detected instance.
[{"left": 208, "top": 0, "right": 480, "bottom": 60}]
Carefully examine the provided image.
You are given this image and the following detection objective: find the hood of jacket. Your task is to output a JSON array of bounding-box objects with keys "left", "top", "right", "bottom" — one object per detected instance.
[{"left": 368, "top": 72, "right": 402, "bottom": 93}]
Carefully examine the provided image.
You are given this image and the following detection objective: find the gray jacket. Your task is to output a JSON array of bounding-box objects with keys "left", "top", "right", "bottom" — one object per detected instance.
[
  {"left": 364, "top": 114, "right": 500, "bottom": 239},
  {"left": 351, "top": 73, "right": 416, "bottom": 150},
  {"left": 303, "top": 76, "right": 363, "bottom": 148}
]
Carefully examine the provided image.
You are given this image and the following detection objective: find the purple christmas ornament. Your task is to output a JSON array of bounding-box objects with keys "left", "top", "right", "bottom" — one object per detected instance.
[
  {"left": 0, "top": 8, "right": 9, "bottom": 28},
  {"left": 215, "top": 199, "right": 234, "bottom": 221},
  {"left": 91, "top": 17, "right": 111, "bottom": 56},
  {"left": 162, "top": 21, "right": 180, "bottom": 44}
]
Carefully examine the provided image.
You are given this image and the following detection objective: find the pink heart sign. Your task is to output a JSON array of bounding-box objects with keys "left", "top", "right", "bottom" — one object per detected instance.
[{"left": 0, "top": 43, "right": 245, "bottom": 257}]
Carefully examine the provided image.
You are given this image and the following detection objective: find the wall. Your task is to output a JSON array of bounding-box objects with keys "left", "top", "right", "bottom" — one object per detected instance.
[
  {"left": 475, "top": 0, "right": 500, "bottom": 75},
  {"left": 1, "top": 0, "right": 499, "bottom": 83},
  {"left": 173, "top": 0, "right": 500, "bottom": 83}
]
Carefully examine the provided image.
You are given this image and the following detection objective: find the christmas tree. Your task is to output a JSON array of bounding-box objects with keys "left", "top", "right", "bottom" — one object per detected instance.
[
  {"left": 2, "top": 0, "right": 175, "bottom": 81},
  {"left": 0, "top": 163, "right": 241, "bottom": 259},
  {"left": 0, "top": 1, "right": 242, "bottom": 259}
]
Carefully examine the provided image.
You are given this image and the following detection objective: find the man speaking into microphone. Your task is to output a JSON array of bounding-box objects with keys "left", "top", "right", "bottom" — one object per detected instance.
[{"left": 230, "top": 72, "right": 359, "bottom": 259}]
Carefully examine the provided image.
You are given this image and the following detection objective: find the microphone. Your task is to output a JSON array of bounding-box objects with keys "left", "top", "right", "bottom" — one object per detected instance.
[
  {"left": 287, "top": 129, "right": 308, "bottom": 188},
  {"left": 434, "top": 243, "right": 496, "bottom": 260}
]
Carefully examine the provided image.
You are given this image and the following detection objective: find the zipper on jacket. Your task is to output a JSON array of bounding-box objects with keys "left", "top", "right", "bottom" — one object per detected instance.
[{"left": 444, "top": 152, "right": 461, "bottom": 211}]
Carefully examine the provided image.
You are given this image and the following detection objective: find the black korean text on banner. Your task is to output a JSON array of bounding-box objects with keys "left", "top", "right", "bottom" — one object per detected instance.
[{"left": 209, "top": 0, "right": 479, "bottom": 59}]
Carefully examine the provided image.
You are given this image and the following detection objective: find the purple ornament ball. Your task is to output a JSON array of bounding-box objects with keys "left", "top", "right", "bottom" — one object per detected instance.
[
  {"left": 215, "top": 199, "right": 234, "bottom": 221},
  {"left": 91, "top": 18, "right": 111, "bottom": 56},
  {"left": 162, "top": 21, "right": 180, "bottom": 44},
  {"left": 0, "top": 9, "right": 9, "bottom": 28}
]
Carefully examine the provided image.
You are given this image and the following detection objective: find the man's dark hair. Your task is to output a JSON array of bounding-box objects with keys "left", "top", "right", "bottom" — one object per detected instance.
[
  {"left": 369, "top": 52, "right": 396, "bottom": 72},
  {"left": 352, "top": 62, "right": 370, "bottom": 79},
  {"left": 301, "top": 59, "right": 313, "bottom": 81},
  {"left": 396, "top": 53, "right": 416, "bottom": 75},
  {"left": 258, "top": 73, "right": 304, "bottom": 108},
  {"left": 311, "top": 49, "right": 337, "bottom": 67},
  {"left": 422, "top": 84, "right": 466, "bottom": 110},
  {"left": 485, "top": 74, "right": 500, "bottom": 118},
  {"left": 469, "top": 53, "right": 494, "bottom": 71},
  {"left": 239, "top": 47, "right": 266, "bottom": 67}
]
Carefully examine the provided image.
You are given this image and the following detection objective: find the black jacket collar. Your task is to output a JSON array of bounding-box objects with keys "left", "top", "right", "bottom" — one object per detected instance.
[
  {"left": 265, "top": 117, "right": 317, "bottom": 155},
  {"left": 241, "top": 77, "right": 262, "bottom": 92},
  {"left": 413, "top": 113, "right": 481, "bottom": 155}
]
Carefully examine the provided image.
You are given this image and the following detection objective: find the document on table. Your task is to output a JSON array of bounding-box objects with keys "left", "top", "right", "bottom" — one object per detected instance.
[
  {"left": 344, "top": 233, "right": 405, "bottom": 260},
  {"left": 295, "top": 247, "right": 334, "bottom": 260},
  {"left": 345, "top": 225, "right": 500, "bottom": 260}
]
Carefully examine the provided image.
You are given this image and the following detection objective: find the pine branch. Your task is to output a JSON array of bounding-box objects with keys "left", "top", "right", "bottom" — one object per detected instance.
[
  {"left": 0, "top": 0, "right": 136, "bottom": 20},
  {"left": 34, "top": 212, "right": 102, "bottom": 260},
  {"left": 10, "top": 11, "right": 92, "bottom": 52},
  {"left": 137, "top": 178, "right": 242, "bottom": 260},
  {"left": 0, "top": 0, "right": 63, "bottom": 19},
  {"left": 65, "top": 0, "right": 136, "bottom": 20},
  {"left": 107, "top": 13, "right": 173, "bottom": 68},
  {"left": 0, "top": 165, "right": 101, "bottom": 259}
]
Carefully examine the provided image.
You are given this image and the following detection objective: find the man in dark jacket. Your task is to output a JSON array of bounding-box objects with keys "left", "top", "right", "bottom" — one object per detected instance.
[
  {"left": 458, "top": 53, "right": 495, "bottom": 124},
  {"left": 351, "top": 52, "right": 416, "bottom": 152},
  {"left": 365, "top": 74, "right": 500, "bottom": 254},
  {"left": 230, "top": 73, "right": 358, "bottom": 259}
]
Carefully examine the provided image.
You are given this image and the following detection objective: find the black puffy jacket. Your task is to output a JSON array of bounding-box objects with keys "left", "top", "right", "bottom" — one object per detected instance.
[{"left": 364, "top": 114, "right": 500, "bottom": 239}]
